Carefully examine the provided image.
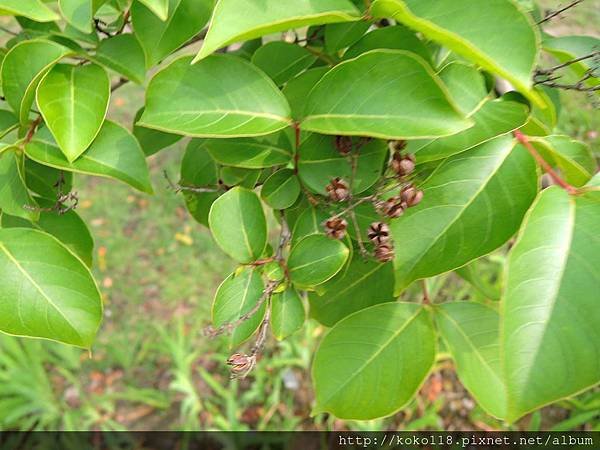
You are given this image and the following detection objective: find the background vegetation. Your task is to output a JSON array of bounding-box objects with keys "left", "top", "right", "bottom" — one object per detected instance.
[{"left": 0, "top": 0, "right": 598, "bottom": 432}]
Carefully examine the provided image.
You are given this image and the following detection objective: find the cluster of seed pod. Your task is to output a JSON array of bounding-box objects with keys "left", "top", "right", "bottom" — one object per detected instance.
[
  {"left": 227, "top": 353, "right": 256, "bottom": 379},
  {"left": 326, "top": 177, "right": 350, "bottom": 202},
  {"left": 324, "top": 217, "right": 348, "bottom": 240},
  {"left": 368, "top": 222, "right": 394, "bottom": 263},
  {"left": 375, "top": 183, "right": 424, "bottom": 219}
]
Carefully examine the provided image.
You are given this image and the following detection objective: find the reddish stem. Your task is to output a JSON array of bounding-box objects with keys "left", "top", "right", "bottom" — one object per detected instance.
[{"left": 514, "top": 130, "right": 578, "bottom": 195}]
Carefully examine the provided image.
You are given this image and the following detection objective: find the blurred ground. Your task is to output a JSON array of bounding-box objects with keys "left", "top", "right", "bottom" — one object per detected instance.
[{"left": 0, "top": 0, "right": 599, "bottom": 432}]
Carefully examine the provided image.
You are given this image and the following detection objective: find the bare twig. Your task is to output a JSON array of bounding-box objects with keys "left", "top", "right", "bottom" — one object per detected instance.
[
  {"left": 535, "top": 51, "right": 599, "bottom": 76},
  {"left": 538, "top": 0, "right": 584, "bottom": 24},
  {"left": 164, "top": 170, "right": 221, "bottom": 194}
]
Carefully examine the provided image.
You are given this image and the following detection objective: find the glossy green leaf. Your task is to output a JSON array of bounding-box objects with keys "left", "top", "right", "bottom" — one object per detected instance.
[
  {"left": 408, "top": 98, "right": 530, "bottom": 163},
  {"left": 37, "top": 63, "right": 110, "bottom": 162},
  {"left": 93, "top": 34, "right": 146, "bottom": 84},
  {"left": 291, "top": 206, "right": 329, "bottom": 246},
  {"left": 454, "top": 259, "right": 501, "bottom": 301},
  {"left": 25, "top": 122, "right": 153, "bottom": 194},
  {"left": 195, "top": 0, "right": 361, "bottom": 62},
  {"left": 343, "top": 25, "right": 430, "bottom": 62},
  {"left": 1, "top": 39, "right": 71, "bottom": 124},
  {"left": 0, "top": 0, "right": 59, "bottom": 21},
  {"left": 139, "top": 55, "right": 292, "bottom": 138},
  {"left": 325, "top": 21, "right": 371, "bottom": 53},
  {"left": 519, "top": 87, "right": 559, "bottom": 136},
  {"left": 59, "top": 0, "right": 93, "bottom": 33},
  {"left": 0, "top": 149, "right": 39, "bottom": 221},
  {"left": 203, "top": 135, "right": 292, "bottom": 169},
  {"left": 502, "top": 187, "right": 600, "bottom": 422},
  {"left": 282, "top": 67, "right": 329, "bottom": 120},
  {"left": 530, "top": 135, "right": 596, "bottom": 187},
  {"left": 270, "top": 287, "right": 305, "bottom": 340},
  {"left": 1, "top": 199, "right": 94, "bottom": 267},
  {"left": 132, "top": 0, "right": 212, "bottom": 67},
  {"left": 302, "top": 50, "right": 472, "bottom": 139},
  {"left": 288, "top": 234, "right": 349, "bottom": 288},
  {"left": 371, "top": 0, "right": 541, "bottom": 106},
  {"left": 437, "top": 62, "right": 488, "bottom": 116},
  {"left": 391, "top": 136, "right": 538, "bottom": 294},
  {"left": 435, "top": 302, "right": 506, "bottom": 418},
  {"left": 137, "top": 0, "right": 168, "bottom": 20},
  {"left": 0, "top": 228, "right": 102, "bottom": 348},
  {"left": 298, "top": 133, "right": 388, "bottom": 195},
  {"left": 252, "top": 42, "right": 317, "bottom": 87},
  {"left": 208, "top": 187, "right": 267, "bottom": 263},
  {"left": 309, "top": 256, "right": 395, "bottom": 326},
  {"left": 133, "top": 107, "right": 182, "bottom": 156},
  {"left": 212, "top": 267, "right": 266, "bottom": 348},
  {"left": 261, "top": 169, "right": 301, "bottom": 210},
  {"left": 0, "top": 109, "right": 18, "bottom": 138},
  {"left": 312, "top": 302, "right": 436, "bottom": 419}
]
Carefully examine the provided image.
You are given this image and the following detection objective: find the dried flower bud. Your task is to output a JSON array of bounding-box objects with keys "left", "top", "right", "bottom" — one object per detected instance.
[
  {"left": 334, "top": 136, "right": 353, "bottom": 155},
  {"left": 227, "top": 353, "right": 256, "bottom": 378},
  {"left": 400, "top": 184, "right": 424, "bottom": 207},
  {"left": 325, "top": 217, "right": 348, "bottom": 240},
  {"left": 376, "top": 196, "right": 407, "bottom": 219},
  {"left": 367, "top": 222, "right": 391, "bottom": 245},
  {"left": 375, "top": 243, "right": 395, "bottom": 263},
  {"left": 326, "top": 177, "right": 350, "bottom": 202},
  {"left": 391, "top": 152, "right": 416, "bottom": 176},
  {"left": 389, "top": 140, "right": 407, "bottom": 152}
]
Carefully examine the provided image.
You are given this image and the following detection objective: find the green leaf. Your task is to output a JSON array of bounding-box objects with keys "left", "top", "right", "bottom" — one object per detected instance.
[
  {"left": 25, "top": 121, "right": 153, "bottom": 194},
  {"left": 0, "top": 228, "right": 102, "bottom": 348},
  {"left": 93, "top": 34, "right": 146, "bottom": 84},
  {"left": 312, "top": 302, "right": 436, "bottom": 419},
  {"left": 212, "top": 267, "right": 266, "bottom": 348},
  {"left": 0, "top": 109, "right": 18, "bottom": 138},
  {"left": 302, "top": 50, "right": 472, "bottom": 139},
  {"left": 137, "top": 0, "right": 168, "bottom": 20},
  {"left": 1, "top": 39, "right": 71, "bottom": 125},
  {"left": 343, "top": 25, "right": 430, "bottom": 62},
  {"left": 203, "top": 135, "right": 292, "bottom": 169},
  {"left": 325, "top": 21, "right": 371, "bottom": 53},
  {"left": 133, "top": 107, "right": 182, "bottom": 156},
  {"left": 454, "top": 259, "right": 501, "bottom": 301},
  {"left": 291, "top": 206, "right": 329, "bottom": 246},
  {"left": 261, "top": 169, "right": 301, "bottom": 210},
  {"left": 36, "top": 63, "right": 110, "bottom": 162},
  {"left": 194, "top": 0, "right": 361, "bottom": 62},
  {"left": 270, "top": 287, "right": 305, "bottom": 341},
  {"left": 529, "top": 135, "right": 596, "bottom": 187},
  {"left": 543, "top": 35, "right": 600, "bottom": 90},
  {"left": 309, "top": 256, "right": 394, "bottom": 326},
  {"left": 371, "top": 0, "right": 542, "bottom": 106},
  {"left": 391, "top": 135, "right": 538, "bottom": 294},
  {"left": 251, "top": 42, "right": 317, "bottom": 87},
  {"left": 208, "top": 187, "right": 267, "bottom": 263},
  {"left": 288, "top": 234, "right": 349, "bottom": 288},
  {"left": 437, "top": 62, "right": 489, "bottom": 116},
  {"left": 139, "top": 55, "right": 292, "bottom": 138},
  {"left": 24, "top": 159, "right": 73, "bottom": 200},
  {"left": 0, "top": 0, "right": 59, "bottom": 21},
  {"left": 132, "top": 0, "right": 212, "bottom": 67},
  {"left": 1, "top": 198, "right": 94, "bottom": 267},
  {"left": 59, "top": 0, "right": 93, "bottom": 33},
  {"left": 434, "top": 302, "right": 506, "bottom": 418},
  {"left": 408, "top": 98, "right": 530, "bottom": 163},
  {"left": 502, "top": 187, "right": 600, "bottom": 422},
  {"left": 298, "top": 133, "right": 388, "bottom": 195},
  {"left": 0, "top": 149, "right": 39, "bottom": 221},
  {"left": 282, "top": 67, "right": 329, "bottom": 120}
]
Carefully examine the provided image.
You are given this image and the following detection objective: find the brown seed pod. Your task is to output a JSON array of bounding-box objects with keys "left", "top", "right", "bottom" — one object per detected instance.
[
  {"left": 376, "top": 196, "right": 407, "bottom": 218},
  {"left": 326, "top": 177, "right": 350, "bottom": 202},
  {"left": 367, "top": 222, "right": 391, "bottom": 245},
  {"left": 227, "top": 353, "right": 256, "bottom": 378},
  {"left": 375, "top": 243, "right": 395, "bottom": 263},
  {"left": 324, "top": 217, "right": 348, "bottom": 240},
  {"left": 390, "top": 152, "right": 416, "bottom": 176},
  {"left": 334, "top": 135, "right": 353, "bottom": 155},
  {"left": 401, "top": 184, "right": 424, "bottom": 207}
]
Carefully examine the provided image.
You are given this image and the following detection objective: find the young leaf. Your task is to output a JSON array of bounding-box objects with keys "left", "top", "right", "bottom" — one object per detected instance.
[
  {"left": 208, "top": 187, "right": 268, "bottom": 263},
  {"left": 59, "top": 0, "right": 93, "bottom": 33},
  {"left": 0, "top": 228, "right": 102, "bottom": 348},
  {"left": 408, "top": 98, "right": 530, "bottom": 163},
  {"left": 502, "top": 187, "right": 600, "bottom": 422},
  {"left": 270, "top": 287, "right": 305, "bottom": 341},
  {"left": 194, "top": 0, "right": 361, "bottom": 62},
  {"left": 25, "top": 122, "right": 153, "bottom": 194},
  {"left": 203, "top": 135, "right": 293, "bottom": 169},
  {"left": 391, "top": 135, "right": 538, "bottom": 294},
  {"left": 139, "top": 55, "right": 292, "bottom": 138},
  {"left": 252, "top": 42, "right": 317, "bottom": 87},
  {"left": 0, "top": 0, "right": 59, "bottom": 21},
  {"left": 371, "top": 0, "right": 542, "bottom": 106},
  {"left": 93, "top": 34, "right": 146, "bottom": 84},
  {"left": 312, "top": 302, "right": 436, "bottom": 419},
  {"left": 1, "top": 39, "right": 71, "bottom": 124},
  {"left": 309, "top": 256, "right": 395, "bottom": 326},
  {"left": 0, "top": 149, "right": 39, "bottom": 221},
  {"left": 212, "top": 267, "right": 266, "bottom": 348},
  {"left": 36, "top": 63, "right": 110, "bottom": 162},
  {"left": 302, "top": 50, "right": 472, "bottom": 139},
  {"left": 261, "top": 169, "right": 301, "bottom": 210},
  {"left": 132, "top": 0, "right": 212, "bottom": 67},
  {"left": 288, "top": 234, "right": 349, "bottom": 288}
]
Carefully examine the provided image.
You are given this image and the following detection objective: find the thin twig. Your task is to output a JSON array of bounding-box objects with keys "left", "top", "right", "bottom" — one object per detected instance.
[
  {"left": 535, "top": 51, "right": 599, "bottom": 76},
  {"left": 164, "top": 170, "right": 221, "bottom": 194},
  {"left": 538, "top": 0, "right": 584, "bottom": 24}
]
